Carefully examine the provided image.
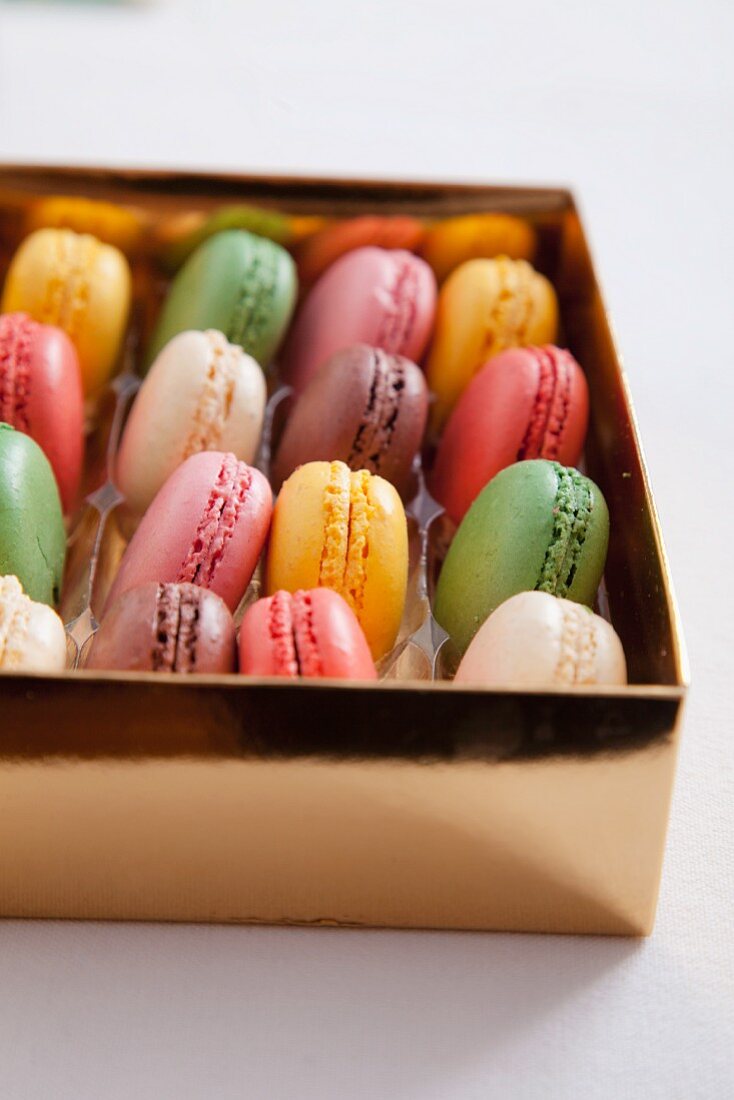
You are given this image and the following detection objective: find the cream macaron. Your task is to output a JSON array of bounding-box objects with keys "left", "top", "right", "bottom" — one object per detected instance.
[
  {"left": 0, "top": 574, "right": 67, "bottom": 673},
  {"left": 116, "top": 329, "right": 266, "bottom": 524},
  {"left": 453, "top": 591, "right": 627, "bottom": 687}
]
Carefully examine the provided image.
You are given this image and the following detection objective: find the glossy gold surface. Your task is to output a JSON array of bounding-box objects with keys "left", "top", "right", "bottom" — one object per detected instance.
[{"left": 0, "top": 164, "right": 687, "bottom": 934}]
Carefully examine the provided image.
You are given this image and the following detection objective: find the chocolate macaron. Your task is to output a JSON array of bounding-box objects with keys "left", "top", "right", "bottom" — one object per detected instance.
[
  {"left": 87, "top": 582, "right": 236, "bottom": 673},
  {"left": 272, "top": 344, "right": 428, "bottom": 498}
]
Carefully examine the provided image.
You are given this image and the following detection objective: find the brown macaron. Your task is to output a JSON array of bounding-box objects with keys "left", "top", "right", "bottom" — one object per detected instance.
[
  {"left": 272, "top": 344, "right": 428, "bottom": 498},
  {"left": 86, "top": 582, "right": 236, "bottom": 673}
]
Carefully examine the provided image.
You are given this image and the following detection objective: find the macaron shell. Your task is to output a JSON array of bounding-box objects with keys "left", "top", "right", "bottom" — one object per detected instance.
[
  {"left": 272, "top": 344, "right": 428, "bottom": 497},
  {"left": 0, "top": 313, "right": 84, "bottom": 514},
  {"left": 86, "top": 582, "right": 159, "bottom": 670},
  {"left": 420, "top": 213, "right": 537, "bottom": 282},
  {"left": 433, "top": 460, "right": 609, "bottom": 654},
  {"left": 266, "top": 461, "right": 336, "bottom": 594},
  {"left": 116, "top": 330, "right": 266, "bottom": 522},
  {"left": 145, "top": 230, "right": 297, "bottom": 369},
  {"left": 0, "top": 424, "right": 66, "bottom": 606},
  {"left": 1, "top": 228, "right": 131, "bottom": 396},
  {"left": 426, "top": 257, "right": 558, "bottom": 430},
  {"left": 454, "top": 591, "right": 627, "bottom": 687},
  {"left": 104, "top": 451, "right": 272, "bottom": 614},
  {"left": 295, "top": 216, "right": 425, "bottom": 287},
  {"left": 25, "top": 195, "right": 146, "bottom": 252},
  {"left": 280, "top": 247, "right": 436, "bottom": 393},
  {"left": 357, "top": 473, "right": 408, "bottom": 660},
  {"left": 430, "top": 346, "right": 589, "bottom": 523},
  {"left": 305, "top": 588, "right": 377, "bottom": 679}
]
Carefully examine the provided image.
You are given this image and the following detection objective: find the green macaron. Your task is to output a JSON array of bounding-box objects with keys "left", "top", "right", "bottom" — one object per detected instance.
[
  {"left": 146, "top": 229, "right": 298, "bottom": 370},
  {"left": 0, "top": 423, "right": 66, "bottom": 606},
  {"left": 434, "top": 459, "right": 610, "bottom": 654}
]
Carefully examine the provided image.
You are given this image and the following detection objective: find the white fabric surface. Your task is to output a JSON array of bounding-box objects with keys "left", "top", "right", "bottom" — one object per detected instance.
[{"left": 0, "top": 1, "right": 732, "bottom": 1096}]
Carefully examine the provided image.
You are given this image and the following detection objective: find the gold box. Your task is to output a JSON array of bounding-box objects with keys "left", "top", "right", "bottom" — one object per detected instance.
[{"left": 0, "top": 164, "right": 687, "bottom": 935}]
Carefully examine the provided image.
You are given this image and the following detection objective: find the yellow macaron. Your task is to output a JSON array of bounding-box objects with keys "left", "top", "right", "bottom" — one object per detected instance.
[
  {"left": 2, "top": 227, "right": 132, "bottom": 396},
  {"left": 426, "top": 256, "right": 558, "bottom": 431},
  {"left": 420, "top": 213, "right": 536, "bottom": 283},
  {"left": 266, "top": 460, "right": 408, "bottom": 660}
]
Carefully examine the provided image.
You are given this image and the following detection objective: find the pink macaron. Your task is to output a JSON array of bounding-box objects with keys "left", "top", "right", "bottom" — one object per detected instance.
[
  {"left": 430, "top": 345, "right": 589, "bottom": 524},
  {"left": 0, "top": 311, "right": 84, "bottom": 513},
  {"left": 104, "top": 450, "right": 272, "bottom": 614},
  {"left": 239, "top": 588, "right": 377, "bottom": 680},
  {"left": 279, "top": 246, "right": 436, "bottom": 393}
]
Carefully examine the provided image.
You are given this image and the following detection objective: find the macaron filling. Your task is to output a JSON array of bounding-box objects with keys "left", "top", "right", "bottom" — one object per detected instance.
[
  {"left": 177, "top": 453, "right": 252, "bottom": 587},
  {"left": 536, "top": 463, "right": 594, "bottom": 598},
  {"left": 151, "top": 583, "right": 202, "bottom": 673},
  {"left": 266, "top": 590, "right": 322, "bottom": 677},
  {"left": 318, "top": 462, "right": 374, "bottom": 616},
  {"left": 517, "top": 347, "right": 572, "bottom": 460},
  {"left": 375, "top": 258, "right": 419, "bottom": 354},
  {"left": 348, "top": 350, "right": 405, "bottom": 472},
  {"left": 227, "top": 240, "right": 279, "bottom": 353},
  {"left": 41, "top": 231, "right": 97, "bottom": 339},
  {"left": 182, "top": 330, "right": 240, "bottom": 459},
  {"left": 479, "top": 257, "right": 536, "bottom": 363},
  {"left": 555, "top": 602, "right": 598, "bottom": 684},
  {"left": 0, "top": 575, "right": 31, "bottom": 669},
  {"left": 0, "top": 313, "right": 34, "bottom": 431}
]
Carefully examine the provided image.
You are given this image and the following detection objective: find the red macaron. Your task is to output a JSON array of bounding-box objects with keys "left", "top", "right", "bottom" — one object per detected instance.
[
  {"left": 0, "top": 311, "right": 84, "bottom": 513},
  {"left": 430, "top": 345, "right": 589, "bottom": 524},
  {"left": 239, "top": 588, "right": 377, "bottom": 680}
]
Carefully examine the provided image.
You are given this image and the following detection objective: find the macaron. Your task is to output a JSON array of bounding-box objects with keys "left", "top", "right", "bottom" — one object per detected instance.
[
  {"left": 454, "top": 591, "right": 627, "bottom": 687},
  {"left": 239, "top": 588, "right": 377, "bottom": 680},
  {"left": 272, "top": 344, "right": 428, "bottom": 498},
  {"left": 116, "top": 330, "right": 266, "bottom": 524},
  {"left": 294, "top": 215, "right": 425, "bottom": 288},
  {"left": 24, "top": 195, "right": 147, "bottom": 253},
  {"left": 0, "top": 574, "right": 67, "bottom": 673},
  {"left": 434, "top": 460, "right": 609, "bottom": 655},
  {"left": 1, "top": 227, "right": 132, "bottom": 396},
  {"left": 426, "top": 257, "right": 558, "bottom": 430},
  {"left": 431, "top": 345, "right": 589, "bottom": 524},
  {"left": 154, "top": 205, "right": 324, "bottom": 272},
  {"left": 420, "top": 213, "right": 536, "bottom": 282},
  {"left": 146, "top": 229, "right": 297, "bottom": 370},
  {"left": 0, "top": 423, "right": 66, "bottom": 607},
  {"left": 104, "top": 450, "right": 272, "bottom": 615},
  {"left": 266, "top": 460, "right": 408, "bottom": 660},
  {"left": 0, "top": 312, "right": 84, "bottom": 514},
  {"left": 280, "top": 247, "right": 437, "bottom": 394},
  {"left": 87, "top": 582, "right": 236, "bottom": 674}
]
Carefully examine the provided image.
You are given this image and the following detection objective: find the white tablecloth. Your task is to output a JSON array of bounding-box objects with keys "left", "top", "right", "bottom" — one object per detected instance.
[{"left": 0, "top": 1, "right": 731, "bottom": 1096}]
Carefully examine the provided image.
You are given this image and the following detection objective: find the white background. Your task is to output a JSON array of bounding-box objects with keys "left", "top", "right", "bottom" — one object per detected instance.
[{"left": 0, "top": 1, "right": 732, "bottom": 1097}]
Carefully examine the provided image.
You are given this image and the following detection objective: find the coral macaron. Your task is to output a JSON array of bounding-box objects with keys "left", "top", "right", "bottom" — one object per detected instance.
[
  {"left": 280, "top": 247, "right": 436, "bottom": 394},
  {"left": 0, "top": 312, "right": 84, "bottom": 513},
  {"left": 116, "top": 330, "right": 266, "bottom": 524},
  {"left": 104, "top": 451, "right": 272, "bottom": 615},
  {"left": 431, "top": 346, "right": 589, "bottom": 524},
  {"left": 272, "top": 344, "right": 428, "bottom": 498},
  {"left": 294, "top": 215, "right": 425, "bottom": 288},
  {"left": 239, "top": 588, "right": 377, "bottom": 680}
]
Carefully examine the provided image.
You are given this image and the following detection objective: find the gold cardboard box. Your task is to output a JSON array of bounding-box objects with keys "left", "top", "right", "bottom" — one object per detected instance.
[{"left": 0, "top": 165, "right": 687, "bottom": 935}]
